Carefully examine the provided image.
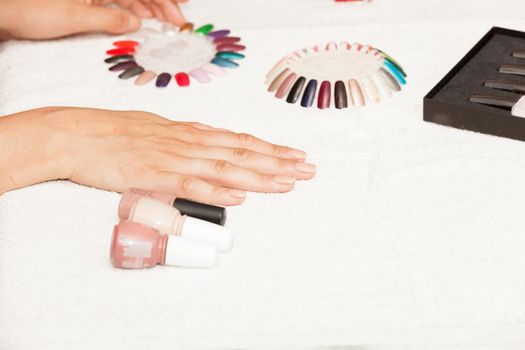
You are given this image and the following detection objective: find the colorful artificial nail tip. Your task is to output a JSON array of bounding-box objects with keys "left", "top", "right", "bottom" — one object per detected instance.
[
  {"left": 318, "top": 81, "right": 331, "bottom": 109},
  {"left": 195, "top": 24, "right": 214, "bottom": 35},
  {"left": 384, "top": 60, "right": 406, "bottom": 85},
  {"left": 135, "top": 71, "right": 156, "bottom": 86},
  {"left": 379, "top": 68, "right": 401, "bottom": 92},
  {"left": 286, "top": 77, "right": 306, "bottom": 104},
  {"left": 190, "top": 68, "right": 211, "bottom": 83},
  {"left": 300, "top": 80, "right": 318, "bottom": 108},
  {"left": 180, "top": 22, "right": 194, "bottom": 32},
  {"left": 107, "top": 48, "right": 135, "bottom": 56},
  {"left": 214, "top": 37, "right": 241, "bottom": 45},
  {"left": 335, "top": 81, "right": 348, "bottom": 109},
  {"left": 217, "top": 44, "right": 246, "bottom": 52},
  {"left": 105, "top": 54, "right": 134, "bottom": 63},
  {"left": 201, "top": 63, "right": 228, "bottom": 76},
  {"left": 119, "top": 66, "right": 145, "bottom": 79},
  {"left": 349, "top": 79, "right": 365, "bottom": 107},
  {"left": 211, "top": 58, "right": 239, "bottom": 68},
  {"left": 113, "top": 40, "right": 139, "bottom": 48},
  {"left": 175, "top": 72, "right": 190, "bottom": 87},
  {"left": 275, "top": 73, "right": 298, "bottom": 99},
  {"left": 208, "top": 30, "right": 231, "bottom": 39},
  {"left": 156, "top": 72, "right": 172, "bottom": 87},
  {"left": 216, "top": 52, "right": 245, "bottom": 60},
  {"left": 109, "top": 61, "right": 137, "bottom": 72}
]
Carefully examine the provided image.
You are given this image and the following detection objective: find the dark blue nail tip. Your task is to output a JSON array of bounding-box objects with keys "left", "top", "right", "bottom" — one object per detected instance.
[{"left": 300, "top": 79, "right": 318, "bottom": 107}]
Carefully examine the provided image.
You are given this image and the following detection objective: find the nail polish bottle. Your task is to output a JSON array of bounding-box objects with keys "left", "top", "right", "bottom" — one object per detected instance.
[
  {"left": 110, "top": 221, "right": 218, "bottom": 269},
  {"left": 119, "top": 188, "right": 227, "bottom": 226},
  {"left": 128, "top": 197, "right": 233, "bottom": 252}
]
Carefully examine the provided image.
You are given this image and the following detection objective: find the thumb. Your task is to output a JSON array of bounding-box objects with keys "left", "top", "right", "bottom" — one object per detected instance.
[{"left": 73, "top": 4, "right": 141, "bottom": 34}]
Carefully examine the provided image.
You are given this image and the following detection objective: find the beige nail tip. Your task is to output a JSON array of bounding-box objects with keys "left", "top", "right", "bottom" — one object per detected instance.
[
  {"left": 268, "top": 68, "right": 290, "bottom": 93},
  {"left": 361, "top": 76, "right": 382, "bottom": 103},
  {"left": 295, "top": 162, "right": 317, "bottom": 174},
  {"left": 273, "top": 176, "right": 296, "bottom": 185},
  {"left": 134, "top": 71, "right": 156, "bottom": 86},
  {"left": 349, "top": 79, "right": 365, "bottom": 107}
]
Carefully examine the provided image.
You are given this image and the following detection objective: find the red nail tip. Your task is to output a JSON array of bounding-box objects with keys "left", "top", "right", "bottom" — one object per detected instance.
[
  {"left": 217, "top": 44, "right": 245, "bottom": 52},
  {"left": 106, "top": 48, "right": 135, "bottom": 56},
  {"left": 318, "top": 81, "right": 331, "bottom": 109},
  {"left": 113, "top": 40, "right": 139, "bottom": 48},
  {"left": 175, "top": 72, "right": 190, "bottom": 87},
  {"left": 213, "top": 37, "right": 241, "bottom": 45}
]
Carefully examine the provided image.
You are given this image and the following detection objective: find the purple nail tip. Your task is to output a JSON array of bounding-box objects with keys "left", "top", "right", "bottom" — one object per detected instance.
[
  {"left": 156, "top": 72, "right": 172, "bottom": 87},
  {"left": 208, "top": 29, "right": 231, "bottom": 38}
]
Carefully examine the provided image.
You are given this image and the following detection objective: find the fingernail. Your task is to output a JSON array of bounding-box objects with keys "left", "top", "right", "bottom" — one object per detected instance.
[
  {"left": 273, "top": 176, "right": 295, "bottom": 185},
  {"left": 228, "top": 189, "right": 247, "bottom": 199},
  {"left": 295, "top": 162, "right": 316, "bottom": 174},
  {"left": 289, "top": 149, "right": 307, "bottom": 160}
]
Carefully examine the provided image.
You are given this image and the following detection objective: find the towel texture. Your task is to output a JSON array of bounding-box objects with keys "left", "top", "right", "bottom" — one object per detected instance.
[{"left": 1, "top": 0, "right": 525, "bottom": 349}]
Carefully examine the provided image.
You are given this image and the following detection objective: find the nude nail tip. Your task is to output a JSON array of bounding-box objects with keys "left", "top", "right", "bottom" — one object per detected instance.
[
  {"left": 349, "top": 79, "right": 365, "bottom": 107},
  {"left": 190, "top": 68, "right": 211, "bottom": 83},
  {"left": 317, "top": 81, "right": 331, "bottom": 109},
  {"left": 201, "top": 63, "right": 227, "bottom": 76},
  {"left": 109, "top": 61, "right": 137, "bottom": 72},
  {"left": 335, "top": 80, "right": 348, "bottom": 109},
  {"left": 286, "top": 76, "right": 306, "bottom": 104},
  {"left": 211, "top": 58, "right": 238, "bottom": 68},
  {"left": 300, "top": 79, "right": 317, "bottom": 108},
  {"left": 268, "top": 68, "right": 290, "bottom": 93},
  {"left": 118, "top": 66, "right": 144, "bottom": 79},
  {"left": 134, "top": 71, "right": 156, "bottom": 86},
  {"left": 208, "top": 30, "right": 231, "bottom": 38},
  {"left": 156, "top": 72, "right": 172, "bottom": 87},
  {"left": 275, "top": 73, "right": 298, "bottom": 99},
  {"left": 104, "top": 55, "right": 134, "bottom": 63}
]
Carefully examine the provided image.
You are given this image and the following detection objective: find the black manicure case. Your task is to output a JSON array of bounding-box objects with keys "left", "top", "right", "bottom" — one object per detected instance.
[{"left": 424, "top": 27, "right": 525, "bottom": 142}]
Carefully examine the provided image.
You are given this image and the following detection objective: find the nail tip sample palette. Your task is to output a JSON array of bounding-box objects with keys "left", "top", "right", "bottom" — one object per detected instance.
[
  {"left": 424, "top": 27, "right": 525, "bottom": 142},
  {"left": 104, "top": 22, "right": 245, "bottom": 88},
  {"left": 265, "top": 42, "right": 407, "bottom": 110}
]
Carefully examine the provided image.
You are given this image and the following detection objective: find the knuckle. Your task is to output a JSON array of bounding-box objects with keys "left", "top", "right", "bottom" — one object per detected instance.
[
  {"left": 214, "top": 160, "right": 233, "bottom": 174},
  {"left": 272, "top": 145, "right": 288, "bottom": 157},
  {"left": 232, "top": 148, "right": 252, "bottom": 163},
  {"left": 237, "top": 133, "right": 255, "bottom": 147},
  {"left": 179, "top": 176, "right": 196, "bottom": 194}
]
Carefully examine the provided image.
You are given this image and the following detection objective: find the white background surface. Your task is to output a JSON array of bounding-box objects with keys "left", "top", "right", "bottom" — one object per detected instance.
[{"left": 1, "top": 1, "right": 525, "bottom": 349}]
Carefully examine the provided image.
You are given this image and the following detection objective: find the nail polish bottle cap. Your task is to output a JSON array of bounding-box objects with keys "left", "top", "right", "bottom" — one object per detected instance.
[
  {"left": 165, "top": 236, "right": 218, "bottom": 268},
  {"left": 180, "top": 216, "right": 233, "bottom": 252},
  {"left": 174, "top": 198, "right": 227, "bottom": 226}
]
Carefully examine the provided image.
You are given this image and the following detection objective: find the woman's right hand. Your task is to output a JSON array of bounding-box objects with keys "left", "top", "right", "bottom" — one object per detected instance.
[{"left": 0, "top": 107, "right": 316, "bottom": 206}]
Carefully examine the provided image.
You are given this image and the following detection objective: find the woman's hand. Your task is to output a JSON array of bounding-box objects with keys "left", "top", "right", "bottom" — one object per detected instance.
[
  {"left": 0, "top": 0, "right": 187, "bottom": 40},
  {"left": 0, "top": 107, "right": 316, "bottom": 206}
]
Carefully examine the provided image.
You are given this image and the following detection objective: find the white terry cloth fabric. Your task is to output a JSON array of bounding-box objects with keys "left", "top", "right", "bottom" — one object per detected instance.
[{"left": 2, "top": 0, "right": 525, "bottom": 349}]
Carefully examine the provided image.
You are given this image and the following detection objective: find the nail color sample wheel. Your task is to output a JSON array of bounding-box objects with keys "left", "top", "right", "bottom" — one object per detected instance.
[
  {"left": 104, "top": 22, "right": 246, "bottom": 88},
  {"left": 265, "top": 42, "right": 407, "bottom": 110}
]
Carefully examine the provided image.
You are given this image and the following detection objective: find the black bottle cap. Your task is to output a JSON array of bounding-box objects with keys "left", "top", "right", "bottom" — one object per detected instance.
[{"left": 173, "top": 198, "right": 227, "bottom": 226}]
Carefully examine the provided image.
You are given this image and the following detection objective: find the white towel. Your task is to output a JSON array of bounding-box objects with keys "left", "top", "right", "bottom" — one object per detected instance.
[{"left": 1, "top": 0, "right": 525, "bottom": 349}]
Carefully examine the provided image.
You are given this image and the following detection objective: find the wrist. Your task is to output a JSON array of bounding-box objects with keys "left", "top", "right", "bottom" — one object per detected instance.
[
  {"left": 0, "top": 1, "right": 14, "bottom": 40},
  {"left": 0, "top": 107, "right": 74, "bottom": 194}
]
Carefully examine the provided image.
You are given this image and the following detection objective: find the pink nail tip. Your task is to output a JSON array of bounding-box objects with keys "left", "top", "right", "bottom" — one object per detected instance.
[
  {"left": 217, "top": 44, "right": 245, "bottom": 52},
  {"left": 189, "top": 68, "right": 211, "bottom": 83}
]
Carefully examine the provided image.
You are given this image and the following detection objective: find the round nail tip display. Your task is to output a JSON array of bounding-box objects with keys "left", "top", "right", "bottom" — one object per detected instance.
[
  {"left": 104, "top": 22, "right": 245, "bottom": 88},
  {"left": 265, "top": 41, "right": 406, "bottom": 110}
]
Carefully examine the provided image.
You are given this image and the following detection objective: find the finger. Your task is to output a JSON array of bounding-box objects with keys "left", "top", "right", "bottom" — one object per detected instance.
[
  {"left": 151, "top": 3, "right": 167, "bottom": 22},
  {"left": 184, "top": 122, "right": 232, "bottom": 133},
  {"left": 155, "top": 0, "right": 185, "bottom": 26},
  {"left": 141, "top": 171, "right": 247, "bottom": 206},
  {"left": 168, "top": 144, "right": 316, "bottom": 180},
  {"left": 164, "top": 156, "right": 296, "bottom": 193},
  {"left": 73, "top": 4, "right": 141, "bottom": 34},
  {"left": 130, "top": 1, "right": 154, "bottom": 17},
  {"left": 170, "top": 127, "right": 308, "bottom": 161}
]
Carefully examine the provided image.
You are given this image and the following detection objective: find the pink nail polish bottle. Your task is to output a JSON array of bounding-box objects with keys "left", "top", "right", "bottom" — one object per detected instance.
[
  {"left": 119, "top": 188, "right": 226, "bottom": 226},
  {"left": 110, "top": 220, "right": 218, "bottom": 269},
  {"left": 128, "top": 198, "right": 233, "bottom": 252}
]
